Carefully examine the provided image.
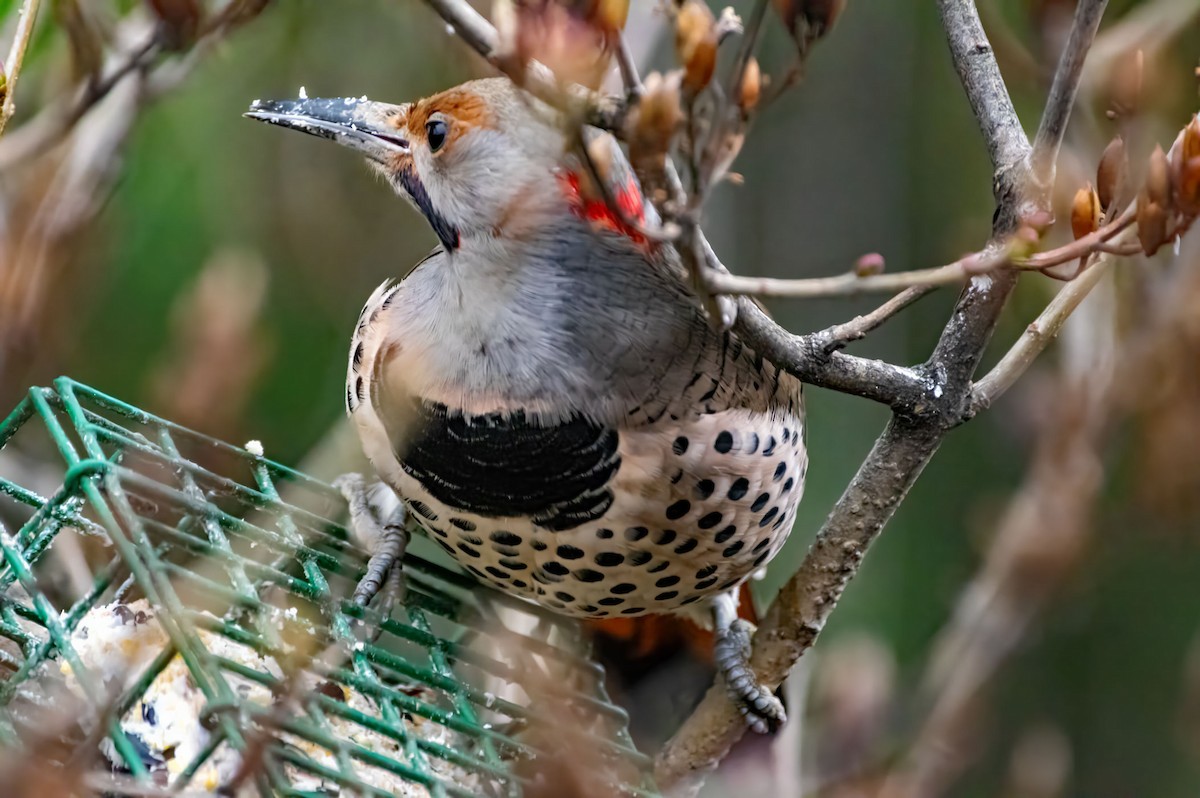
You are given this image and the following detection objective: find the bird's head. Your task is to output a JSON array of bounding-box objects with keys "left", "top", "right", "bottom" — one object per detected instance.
[{"left": 246, "top": 77, "right": 642, "bottom": 252}]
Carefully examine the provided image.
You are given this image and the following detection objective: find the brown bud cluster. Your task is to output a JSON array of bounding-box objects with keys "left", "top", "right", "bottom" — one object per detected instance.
[
  {"left": 1128, "top": 117, "right": 1200, "bottom": 257},
  {"left": 626, "top": 71, "right": 683, "bottom": 182},
  {"left": 1070, "top": 184, "right": 1101, "bottom": 240},
  {"left": 675, "top": 0, "right": 718, "bottom": 94}
]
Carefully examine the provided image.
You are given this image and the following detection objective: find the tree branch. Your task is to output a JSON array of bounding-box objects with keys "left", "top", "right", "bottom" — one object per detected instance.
[
  {"left": 1031, "top": 0, "right": 1110, "bottom": 184},
  {"left": 0, "top": 0, "right": 43, "bottom": 138},
  {"left": 417, "top": 0, "right": 1115, "bottom": 793},
  {"left": 656, "top": 0, "right": 1107, "bottom": 787}
]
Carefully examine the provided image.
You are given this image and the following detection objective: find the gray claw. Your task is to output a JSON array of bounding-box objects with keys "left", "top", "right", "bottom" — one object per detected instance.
[{"left": 714, "top": 618, "right": 786, "bottom": 734}]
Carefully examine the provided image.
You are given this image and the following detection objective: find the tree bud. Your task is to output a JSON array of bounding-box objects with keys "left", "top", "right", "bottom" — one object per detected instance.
[
  {"left": 626, "top": 71, "right": 683, "bottom": 180},
  {"left": 676, "top": 0, "right": 718, "bottom": 94},
  {"left": 1137, "top": 187, "right": 1169, "bottom": 256},
  {"left": 854, "top": 253, "right": 885, "bottom": 277},
  {"left": 1070, "top": 184, "right": 1101, "bottom": 240},
  {"left": 1146, "top": 144, "right": 1171, "bottom": 209},
  {"left": 1172, "top": 115, "right": 1200, "bottom": 215},
  {"left": 738, "top": 57, "right": 762, "bottom": 114},
  {"left": 772, "top": 0, "right": 846, "bottom": 47},
  {"left": 1096, "top": 136, "right": 1126, "bottom": 210}
]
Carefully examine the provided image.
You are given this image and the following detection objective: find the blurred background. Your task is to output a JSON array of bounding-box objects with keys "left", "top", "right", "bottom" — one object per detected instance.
[{"left": 1, "top": 0, "right": 1199, "bottom": 795}]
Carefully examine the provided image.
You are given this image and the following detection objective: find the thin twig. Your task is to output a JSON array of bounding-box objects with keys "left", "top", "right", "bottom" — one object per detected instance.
[
  {"left": 819, "top": 286, "right": 936, "bottom": 346},
  {"left": 970, "top": 252, "right": 1116, "bottom": 412},
  {"left": 614, "top": 32, "right": 643, "bottom": 97},
  {"left": 657, "top": 0, "right": 1050, "bottom": 788},
  {"left": 1031, "top": 0, "right": 1110, "bottom": 183},
  {"left": 0, "top": 0, "right": 43, "bottom": 137},
  {"left": 702, "top": 205, "right": 1135, "bottom": 300}
]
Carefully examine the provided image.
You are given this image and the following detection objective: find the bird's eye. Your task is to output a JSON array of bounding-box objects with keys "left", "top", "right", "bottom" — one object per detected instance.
[{"left": 426, "top": 120, "right": 448, "bottom": 152}]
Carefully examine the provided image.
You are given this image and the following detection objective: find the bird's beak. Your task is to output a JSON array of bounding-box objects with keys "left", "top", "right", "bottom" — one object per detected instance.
[{"left": 244, "top": 97, "right": 410, "bottom": 163}]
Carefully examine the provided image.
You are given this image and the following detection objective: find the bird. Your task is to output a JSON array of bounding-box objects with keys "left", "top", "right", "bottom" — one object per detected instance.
[{"left": 245, "top": 77, "right": 807, "bottom": 732}]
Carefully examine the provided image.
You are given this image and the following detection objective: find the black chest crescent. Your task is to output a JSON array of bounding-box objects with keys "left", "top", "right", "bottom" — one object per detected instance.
[{"left": 396, "top": 401, "right": 621, "bottom": 532}]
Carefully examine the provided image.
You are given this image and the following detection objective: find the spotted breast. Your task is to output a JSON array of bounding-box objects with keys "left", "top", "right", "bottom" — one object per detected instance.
[{"left": 345, "top": 264, "right": 806, "bottom": 620}]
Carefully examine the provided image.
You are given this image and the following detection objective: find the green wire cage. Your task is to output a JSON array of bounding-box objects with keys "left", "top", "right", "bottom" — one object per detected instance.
[{"left": 0, "top": 377, "right": 659, "bottom": 797}]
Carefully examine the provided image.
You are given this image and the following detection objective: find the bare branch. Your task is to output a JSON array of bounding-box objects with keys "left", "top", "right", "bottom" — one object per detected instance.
[
  {"left": 0, "top": 0, "right": 44, "bottom": 137},
  {"left": 733, "top": 299, "right": 932, "bottom": 412},
  {"left": 1031, "top": 0, "right": 1110, "bottom": 182},
  {"left": 658, "top": 0, "right": 1055, "bottom": 788},
  {"left": 819, "top": 286, "right": 935, "bottom": 345},
  {"left": 970, "top": 251, "right": 1117, "bottom": 412},
  {"left": 703, "top": 205, "right": 1135, "bottom": 299},
  {"left": 424, "top": 0, "right": 498, "bottom": 57}
]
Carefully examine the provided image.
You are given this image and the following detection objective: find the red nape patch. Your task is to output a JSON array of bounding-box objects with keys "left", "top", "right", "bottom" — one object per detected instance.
[{"left": 557, "top": 171, "right": 650, "bottom": 248}]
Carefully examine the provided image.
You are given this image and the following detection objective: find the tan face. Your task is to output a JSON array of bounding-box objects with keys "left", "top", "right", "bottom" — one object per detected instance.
[{"left": 247, "top": 79, "right": 567, "bottom": 251}]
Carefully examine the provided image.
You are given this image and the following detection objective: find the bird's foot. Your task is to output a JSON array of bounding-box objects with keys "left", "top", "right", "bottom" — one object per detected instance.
[
  {"left": 333, "top": 474, "right": 410, "bottom": 630},
  {"left": 711, "top": 591, "right": 785, "bottom": 734}
]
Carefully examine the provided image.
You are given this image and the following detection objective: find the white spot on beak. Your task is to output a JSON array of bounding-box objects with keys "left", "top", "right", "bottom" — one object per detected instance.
[{"left": 298, "top": 85, "right": 308, "bottom": 99}]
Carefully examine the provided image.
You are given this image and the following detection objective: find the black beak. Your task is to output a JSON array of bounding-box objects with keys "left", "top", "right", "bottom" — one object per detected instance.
[{"left": 244, "top": 97, "right": 409, "bottom": 163}]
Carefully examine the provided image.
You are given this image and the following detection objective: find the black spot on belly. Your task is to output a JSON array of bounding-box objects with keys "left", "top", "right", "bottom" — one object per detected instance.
[
  {"left": 556, "top": 545, "right": 584, "bottom": 560},
  {"left": 773, "top": 462, "right": 787, "bottom": 481},
  {"left": 696, "top": 564, "right": 718, "bottom": 579},
  {"left": 648, "top": 561, "right": 670, "bottom": 574},
  {"left": 759, "top": 507, "right": 780, "bottom": 527},
  {"left": 457, "top": 543, "right": 481, "bottom": 558},
  {"left": 753, "top": 550, "right": 771, "bottom": 567},
  {"left": 698, "top": 511, "right": 723, "bottom": 529},
  {"left": 595, "top": 552, "right": 624, "bottom": 567},
  {"left": 674, "top": 538, "right": 698, "bottom": 554},
  {"left": 396, "top": 402, "right": 620, "bottom": 532},
  {"left": 596, "top": 528, "right": 614, "bottom": 539},
  {"left": 625, "top": 526, "right": 648, "bottom": 541},
  {"left": 666, "top": 500, "right": 691, "bottom": 520},
  {"left": 656, "top": 575, "right": 680, "bottom": 588},
  {"left": 782, "top": 477, "right": 795, "bottom": 493},
  {"left": 715, "top": 525, "right": 737, "bottom": 544},
  {"left": 485, "top": 566, "right": 510, "bottom": 580},
  {"left": 714, "top": 431, "right": 734, "bottom": 453},
  {"left": 655, "top": 529, "right": 677, "bottom": 545},
  {"left": 573, "top": 568, "right": 604, "bottom": 583},
  {"left": 752, "top": 492, "right": 770, "bottom": 512},
  {"left": 673, "top": 436, "right": 689, "bottom": 455},
  {"left": 762, "top": 437, "right": 777, "bottom": 456},
  {"left": 409, "top": 500, "right": 437, "bottom": 520},
  {"left": 599, "top": 596, "right": 624, "bottom": 606},
  {"left": 723, "top": 541, "right": 744, "bottom": 556},
  {"left": 531, "top": 540, "right": 548, "bottom": 551},
  {"left": 728, "top": 478, "right": 749, "bottom": 501},
  {"left": 620, "top": 607, "right": 645, "bottom": 615},
  {"left": 610, "top": 583, "right": 636, "bottom": 594},
  {"left": 695, "top": 480, "right": 715, "bottom": 499},
  {"left": 655, "top": 591, "right": 679, "bottom": 601},
  {"left": 555, "top": 591, "right": 576, "bottom": 602},
  {"left": 544, "top": 562, "right": 569, "bottom": 576},
  {"left": 695, "top": 576, "right": 719, "bottom": 590},
  {"left": 629, "top": 550, "right": 652, "bottom": 566},
  {"left": 752, "top": 538, "right": 771, "bottom": 552},
  {"left": 499, "top": 558, "right": 528, "bottom": 571},
  {"left": 490, "top": 531, "right": 522, "bottom": 546},
  {"left": 450, "top": 517, "right": 477, "bottom": 531}
]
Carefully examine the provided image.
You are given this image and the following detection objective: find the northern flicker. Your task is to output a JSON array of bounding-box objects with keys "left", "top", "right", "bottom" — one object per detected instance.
[{"left": 246, "top": 77, "right": 806, "bottom": 732}]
